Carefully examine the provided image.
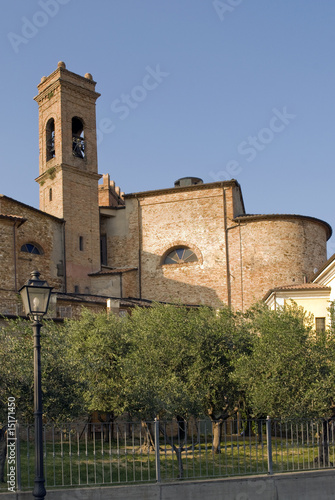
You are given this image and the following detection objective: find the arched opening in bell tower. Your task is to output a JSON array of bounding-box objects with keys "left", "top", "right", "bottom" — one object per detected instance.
[
  {"left": 72, "top": 116, "right": 85, "bottom": 159},
  {"left": 46, "top": 118, "right": 55, "bottom": 161}
]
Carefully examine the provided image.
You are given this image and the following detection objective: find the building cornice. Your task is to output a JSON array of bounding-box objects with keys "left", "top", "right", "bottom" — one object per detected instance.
[
  {"left": 34, "top": 66, "right": 100, "bottom": 104},
  {"left": 35, "top": 164, "right": 102, "bottom": 184},
  {"left": 0, "top": 194, "right": 64, "bottom": 222},
  {"left": 234, "top": 213, "right": 332, "bottom": 240},
  {"left": 124, "top": 179, "right": 241, "bottom": 199}
]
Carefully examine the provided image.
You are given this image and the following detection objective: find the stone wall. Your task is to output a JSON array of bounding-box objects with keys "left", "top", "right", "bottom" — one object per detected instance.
[{"left": 2, "top": 470, "right": 335, "bottom": 500}]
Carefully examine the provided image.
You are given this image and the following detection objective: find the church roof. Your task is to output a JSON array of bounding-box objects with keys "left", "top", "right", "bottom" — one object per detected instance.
[
  {"left": 234, "top": 213, "right": 332, "bottom": 240},
  {"left": 124, "top": 179, "right": 242, "bottom": 199},
  {"left": 0, "top": 195, "right": 64, "bottom": 222},
  {"left": 263, "top": 283, "right": 331, "bottom": 301}
]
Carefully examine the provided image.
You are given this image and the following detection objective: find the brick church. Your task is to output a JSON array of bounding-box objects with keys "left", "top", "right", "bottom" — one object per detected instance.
[{"left": 0, "top": 62, "right": 331, "bottom": 318}]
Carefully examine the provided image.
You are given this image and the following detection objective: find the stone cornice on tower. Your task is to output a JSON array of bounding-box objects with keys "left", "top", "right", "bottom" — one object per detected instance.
[
  {"left": 35, "top": 164, "right": 102, "bottom": 185},
  {"left": 34, "top": 61, "right": 100, "bottom": 104}
]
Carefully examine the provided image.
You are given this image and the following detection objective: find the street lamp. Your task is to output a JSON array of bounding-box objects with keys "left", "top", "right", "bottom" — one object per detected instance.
[{"left": 19, "top": 271, "right": 53, "bottom": 500}]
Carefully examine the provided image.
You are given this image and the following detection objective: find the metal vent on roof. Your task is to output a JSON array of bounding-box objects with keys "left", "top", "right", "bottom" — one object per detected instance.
[{"left": 174, "top": 177, "right": 203, "bottom": 187}]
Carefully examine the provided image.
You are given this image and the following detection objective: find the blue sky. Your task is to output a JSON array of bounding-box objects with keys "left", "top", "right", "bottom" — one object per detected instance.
[{"left": 1, "top": 1, "right": 335, "bottom": 255}]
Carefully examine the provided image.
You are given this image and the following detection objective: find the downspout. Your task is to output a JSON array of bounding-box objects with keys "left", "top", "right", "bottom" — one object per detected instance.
[
  {"left": 63, "top": 220, "right": 67, "bottom": 293},
  {"left": 13, "top": 222, "right": 17, "bottom": 292},
  {"left": 137, "top": 198, "right": 142, "bottom": 299},
  {"left": 223, "top": 189, "right": 231, "bottom": 308},
  {"left": 239, "top": 222, "right": 244, "bottom": 312}
]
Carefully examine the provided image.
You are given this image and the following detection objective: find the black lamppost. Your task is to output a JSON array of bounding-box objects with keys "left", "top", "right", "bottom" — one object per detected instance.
[{"left": 19, "top": 271, "right": 53, "bottom": 500}]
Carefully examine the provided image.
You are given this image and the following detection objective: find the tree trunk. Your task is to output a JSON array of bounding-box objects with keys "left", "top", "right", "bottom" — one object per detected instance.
[
  {"left": 208, "top": 407, "right": 233, "bottom": 454},
  {"left": 97, "top": 411, "right": 114, "bottom": 442},
  {"left": 176, "top": 415, "right": 186, "bottom": 442},
  {"left": 159, "top": 422, "right": 184, "bottom": 478},
  {"left": 212, "top": 421, "right": 223, "bottom": 454},
  {"left": 140, "top": 421, "right": 155, "bottom": 452}
]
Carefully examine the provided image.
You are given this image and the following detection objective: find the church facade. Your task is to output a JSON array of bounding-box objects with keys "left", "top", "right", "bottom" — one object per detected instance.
[{"left": 0, "top": 63, "right": 331, "bottom": 318}]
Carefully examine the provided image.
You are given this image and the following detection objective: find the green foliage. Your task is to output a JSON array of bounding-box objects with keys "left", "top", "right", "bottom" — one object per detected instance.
[
  {"left": 3, "top": 300, "right": 335, "bottom": 424},
  {"left": 121, "top": 304, "right": 206, "bottom": 420},
  {"left": 66, "top": 309, "right": 129, "bottom": 416},
  {"left": 65, "top": 304, "right": 248, "bottom": 422},
  {"left": 232, "top": 302, "right": 335, "bottom": 419},
  {"left": 120, "top": 304, "right": 249, "bottom": 421},
  {"left": 0, "top": 318, "right": 84, "bottom": 423}
]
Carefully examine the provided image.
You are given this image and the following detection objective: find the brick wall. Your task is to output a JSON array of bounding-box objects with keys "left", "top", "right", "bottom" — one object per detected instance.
[
  {"left": 108, "top": 182, "right": 330, "bottom": 310},
  {"left": 0, "top": 196, "right": 65, "bottom": 313},
  {"left": 35, "top": 63, "right": 102, "bottom": 294},
  {"left": 230, "top": 216, "right": 328, "bottom": 310}
]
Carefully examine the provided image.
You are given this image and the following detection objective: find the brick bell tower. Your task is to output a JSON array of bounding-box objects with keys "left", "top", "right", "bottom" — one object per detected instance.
[{"left": 34, "top": 61, "right": 101, "bottom": 293}]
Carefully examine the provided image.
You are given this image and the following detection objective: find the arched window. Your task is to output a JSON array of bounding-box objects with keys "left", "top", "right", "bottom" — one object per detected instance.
[
  {"left": 72, "top": 116, "right": 85, "bottom": 159},
  {"left": 20, "top": 243, "right": 43, "bottom": 255},
  {"left": 46, "top": 118, "right": 55, "bottom": 160},
  {"left": 163, "top": 247, "right": 198, "bottom": 265}
]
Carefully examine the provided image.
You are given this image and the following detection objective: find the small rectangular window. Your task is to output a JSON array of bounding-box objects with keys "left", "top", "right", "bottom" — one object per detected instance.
[
  {"left": 315, "top": 317, "right": 326, "bottom": 332},
  {"left": 79, "top": 236, "right": 84, "bottom": 251},
  {"left": 74, "top": 285, "right": 79, "bottom": 294}
]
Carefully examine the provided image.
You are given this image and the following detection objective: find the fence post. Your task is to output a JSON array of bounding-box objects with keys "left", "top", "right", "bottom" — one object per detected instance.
[
  {"left": 266, "top": 416, "right": 273, "bottom": 475},
  {"left": 154, "top": 418, "right": 161, "bottom": 483}
]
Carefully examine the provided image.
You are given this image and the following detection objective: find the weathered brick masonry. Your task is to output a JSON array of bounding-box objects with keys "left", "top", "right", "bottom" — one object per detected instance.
[
  {"left": 0, "top": 63, "right": 331, "bottom": 316},
  {"left": 35, "top": 62, "right": 101, "bottom": 294},
  {"left": 107, "top": 182, "right": 330, "bottom": 310}
]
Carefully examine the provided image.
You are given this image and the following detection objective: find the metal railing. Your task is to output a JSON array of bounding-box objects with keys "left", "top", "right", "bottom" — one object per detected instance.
[
  {"left": 0, "top": 302, "right": 71, "bottom": 318},
  {"left": 2, "top": 417, "right": 335, "bottom": 492}
]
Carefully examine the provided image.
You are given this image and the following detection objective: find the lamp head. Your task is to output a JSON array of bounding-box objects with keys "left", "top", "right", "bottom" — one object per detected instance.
[{"left": 19, "top": 271, "right": 53, "bottom": 319}]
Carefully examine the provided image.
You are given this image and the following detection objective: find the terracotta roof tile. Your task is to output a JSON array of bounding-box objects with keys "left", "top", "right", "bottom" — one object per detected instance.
[
  {"left": 271, "top": 283, "right": 331, "bottom": 291},
  {"left": 0, "top": 214, "right": 27, "bottom": 226},
  {"left": 263, "top": 282, "right": 331, "bottom": 301}
]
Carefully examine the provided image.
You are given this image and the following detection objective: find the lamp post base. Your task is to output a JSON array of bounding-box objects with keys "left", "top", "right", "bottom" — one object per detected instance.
[{"left": 33, "top": 478, "right": 46, "bottom": 499}]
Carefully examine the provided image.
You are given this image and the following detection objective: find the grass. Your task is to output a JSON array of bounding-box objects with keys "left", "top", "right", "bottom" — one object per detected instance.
[{"left": 1, "top": 429, "right": 334, "bottom": 492}]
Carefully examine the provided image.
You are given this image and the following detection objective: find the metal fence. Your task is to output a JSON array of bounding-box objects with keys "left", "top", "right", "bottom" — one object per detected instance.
[{"left": 2, "top": 417, "right": 335, "bottom": 492}]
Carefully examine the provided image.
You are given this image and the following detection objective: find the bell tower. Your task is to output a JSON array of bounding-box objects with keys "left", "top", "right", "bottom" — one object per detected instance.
[{"left": 34, "top": 62, "right": 102, "bottom": 293}]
